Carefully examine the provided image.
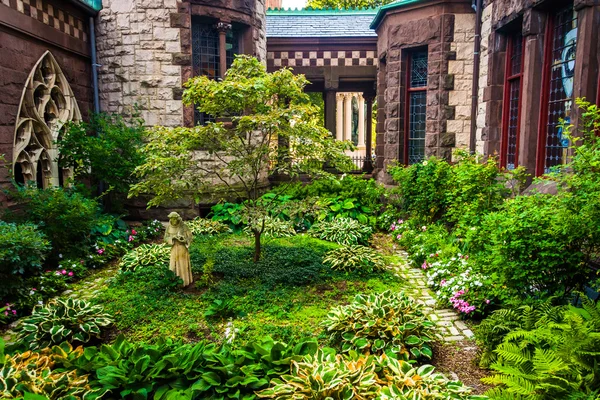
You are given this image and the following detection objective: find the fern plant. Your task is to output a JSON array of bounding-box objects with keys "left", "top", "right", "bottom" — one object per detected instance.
[{"left": 483, "top": 296, "right": 600, "bottom": 399}]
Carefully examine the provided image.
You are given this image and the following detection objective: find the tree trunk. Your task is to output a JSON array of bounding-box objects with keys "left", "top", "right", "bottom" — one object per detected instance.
[{"left": 253, "top": 229, "right": 261, "bottom": 262}]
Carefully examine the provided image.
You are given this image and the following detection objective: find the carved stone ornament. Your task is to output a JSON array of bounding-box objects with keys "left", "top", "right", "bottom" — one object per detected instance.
[{"left": 13, "top": 51, "right": 81, "bottom": 188}]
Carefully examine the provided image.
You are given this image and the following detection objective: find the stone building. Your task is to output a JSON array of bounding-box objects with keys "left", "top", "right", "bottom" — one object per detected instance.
[
  {"left": 0, "top": 0, "right": 100, "bottom": 196},
  {"left": 96, "top": 0, "right": 267, "bottom": 128},
  {"left": 370, "top": 0, "right": 476, "bottom": 177},
  {"left": 475, "top": 0, "right": 600, "bottom": 177}
]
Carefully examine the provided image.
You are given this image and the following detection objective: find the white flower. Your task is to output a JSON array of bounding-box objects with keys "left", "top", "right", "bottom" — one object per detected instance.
[{"left": 58, "top": 254, "right": 63, "bottom": 259}]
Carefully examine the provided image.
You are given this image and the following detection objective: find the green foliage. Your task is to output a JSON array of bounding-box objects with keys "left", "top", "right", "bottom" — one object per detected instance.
[
  {"left": 130, "top": 56, "right": 354, "bottom": 261},
  {"left": 306, "top": 0, "right": 395, "bottom": 9},
  {"left": 203, "top": 298, "right": 239, "bottom": 319},
  {"left": 323, "top": 245, "right": 386, "bottom": 273},
  {"left": 58, "top": 112, "right": 145, "bottom": 209},
  {"left": 118, "top": 243, "right": 170, "bottom": 272},
  {"left": 0, "top": 222, "right": 50, "bottom": 299},
  {"left": 482, "top": 296, "right": 600, "bottom": 399},
  {"left": 0, "top": 343, "right": 104, "bottom": 400},
  {"left": 57, "top": 334, "right": 318, "bottom": 400},
  {"left": 243, "top": 216, "right": 296, "bottom": 238},
  {"left": 14, "top": 298, "right": 113, "bottom": 350},
  {"left": 322, "top": 290, "right": 435, "bottom": 360},
  {"left": 257, "top": 349, "right": 380, "bottom": 399},
  {"left": 187, "top": 217, "right": 231, "bottom": 236},
  {"left": 379, "top": 357, "right": 488, "bottom": 400},
  {"left": 472, "top": 193, "right": 587, "bottom": 298},
  {"left": 210, "top": 202, "right": 245, "bottom": 229},
  {"left": 5, "top": 187, "right": 102, "bottom": 260},
  {"left": 309, "top": 217, "right": 373, "bottom": 245}
]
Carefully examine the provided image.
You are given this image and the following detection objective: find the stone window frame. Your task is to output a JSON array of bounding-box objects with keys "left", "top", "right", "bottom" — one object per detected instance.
[
  {"left": 403, "top": 47, "right": 429, "bottom": 165},
  {"left": 171, "top": 2, "right": 256, "bottom": 127}
]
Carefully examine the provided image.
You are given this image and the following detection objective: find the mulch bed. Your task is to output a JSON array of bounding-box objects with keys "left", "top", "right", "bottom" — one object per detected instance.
[{"left": 431, "top": 340, "right": 492, "bottom": 394}]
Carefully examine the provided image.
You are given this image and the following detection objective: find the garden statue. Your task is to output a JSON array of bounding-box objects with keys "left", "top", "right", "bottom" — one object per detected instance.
[{"left": 164, "top": 212, "right": 193, "bottom": 286}]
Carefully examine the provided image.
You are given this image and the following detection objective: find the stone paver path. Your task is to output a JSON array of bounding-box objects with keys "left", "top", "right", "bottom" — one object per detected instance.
[{"left": 392, "top": 250, "right": 474, "bottom": 341}]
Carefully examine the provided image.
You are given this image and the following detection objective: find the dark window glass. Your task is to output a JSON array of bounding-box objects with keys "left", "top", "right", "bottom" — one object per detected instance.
[
  {"left": 543, "top": 5, "right": 577, "bottom": 172},
  {"left": 406, "top": 50, "right": 428, "bottom": 165},
  {"left": 502, "top": 33, "right": 523, "bottom": 170}
]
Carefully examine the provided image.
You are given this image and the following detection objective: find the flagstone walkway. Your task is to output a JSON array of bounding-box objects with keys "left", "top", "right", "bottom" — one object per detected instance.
[{"left": 392, "top": 250, "right": 475, "bottom": 342}]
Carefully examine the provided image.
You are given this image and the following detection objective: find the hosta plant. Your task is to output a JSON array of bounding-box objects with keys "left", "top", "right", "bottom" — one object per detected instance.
[
  {"left": 0, "top": 342, "right": 104, "bottom": 400},
  {"left": 187, "top": 217, "right": 232, "bottom": 236},
  {"left": 244, "top": 216, "right": 296, "bottom": 238},
  {"left": 119, "top": 243, "right": 170, "bottom": 272},
  {"left": 322, "top": 290, "right": 436, "bottom": 360},
  {"left": 309, "top": 217, "right": 373, "bottom": 245},
  {"left": 257, "top": 349, "right": 381, "bottom": 399},
  {"left": 378, "top": 356, "right": 487, "bottom": 400},
  {"left": 323, "top": 245, "right": 386, "bottom": 273},
  {"left": 14, "top": 298, "right": 113, "bottom": 350}
]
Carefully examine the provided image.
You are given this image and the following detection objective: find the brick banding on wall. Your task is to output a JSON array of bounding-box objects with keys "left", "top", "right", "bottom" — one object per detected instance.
[{"left": 267, "top": 50, "right": 377, "bottom": 67}]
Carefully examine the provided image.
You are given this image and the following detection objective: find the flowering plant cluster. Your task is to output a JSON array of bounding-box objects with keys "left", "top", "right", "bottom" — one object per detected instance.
[{"left": 422, "top": 252, "right": 493, "bottom": 317}]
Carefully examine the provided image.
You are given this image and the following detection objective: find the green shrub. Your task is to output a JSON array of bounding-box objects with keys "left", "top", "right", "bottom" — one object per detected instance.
[
  {"left": 187, "top": 217, "right": 231, "bottom": 236},
  {"left": 210, "top": 202, "right": 245, "bottom": 229},
  {"left": 257, "top": 349, "right": 380, "bottom": 399},
  {"left": 57, "top": 335, "right": 318, "bottom": 399},
  {"left": 58, "top": 112, "right": 145, "bottom": 211},
  {"left": 379, "top": 357, "right": 487, "bottom": 400},
  {"left": 309, "top": 217, "right": 372, "bottom": 245},
  {"left": 322, "top": 290, "right": 435, "bottom": 360},
  {"left": 474, "top": 193, "right": 588, "bottom": 299},
  {"left": 0, "top": 343, "right": 105, "bottom": 400},
  {"left": 14, "top": 298, "right": 113, "bottom": 350},
  {"left": 482, "top": 296, "right": 600, "bottom": 399},
  {"left": 0, "top": 222, "right": 50, "bottom": 299},
  {"left": 243, "top": 216, "right": 296, "bottom": 238},
  {"left": 323, "top": 245, "right": 386, "bottom": 273},
  {"left": 6, "top": 187, "right": 102, "bottom": 260},
  {"left": 119, "top": 243, "right": 170, "bottom": 272}
]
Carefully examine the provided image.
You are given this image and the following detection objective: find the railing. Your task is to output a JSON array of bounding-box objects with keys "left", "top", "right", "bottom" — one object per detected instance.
[{"left": 348, "top": 155, "right": 376, "bottom": 173}]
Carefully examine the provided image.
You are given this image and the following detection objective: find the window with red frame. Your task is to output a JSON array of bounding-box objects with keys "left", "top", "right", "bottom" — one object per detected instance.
[
  {"left": 538, "top": 5, "right": 578, "bottom": 174},
  {"left": 405, "top": 50, "right": 428, "bottom": 165},
  {"left": 501, "top": 33, "right": 524, "bottom": 170}
]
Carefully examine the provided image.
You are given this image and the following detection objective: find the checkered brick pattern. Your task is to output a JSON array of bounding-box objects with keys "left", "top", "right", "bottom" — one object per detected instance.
[
  {"left": 2, "top": 0, "right": 88, "bottom": 42},
  {"left": 267, "top": 50, "right": 377, "bottom": 68}
]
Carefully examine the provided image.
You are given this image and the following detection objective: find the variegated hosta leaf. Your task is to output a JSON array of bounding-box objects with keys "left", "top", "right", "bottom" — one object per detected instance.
[
  {"left": 14, "top": 298, "right": 113, "bottom": 350},
  {"left": 188, "top": 217, "right": 232, "bottom": 236},
  {"left": 321, "top": 291, "right": 436, "bottom": 360},
  {"left": 323, "top": 245, "right": 386, "bottom": 273},
  {"left": 119, "top": 243, "right": 170, "bottom": 272}
]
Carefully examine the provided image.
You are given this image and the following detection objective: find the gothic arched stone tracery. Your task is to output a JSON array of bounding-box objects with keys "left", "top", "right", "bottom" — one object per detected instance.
[{"left": 13, "top": 51, "right": 81, "bottom": 188}]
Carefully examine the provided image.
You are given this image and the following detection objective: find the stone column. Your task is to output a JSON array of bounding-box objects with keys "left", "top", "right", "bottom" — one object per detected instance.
[
  {"left": 364, "top": 94, "right": 375, "bottom": 172},
  {"left": 358, "top": 94, "right": 365, "bottom": 149},
  {"left": 216, "top": 22, "right": 231, "bottom": 78},
  {"left": 324, "top": 90, "right": 337, "bottom": 138},
  {"left": 336, "top": 93, "right": 344, "bottom": 141},
  {"left": 344, "top": 93, "right": 353, "bottom": 141}
]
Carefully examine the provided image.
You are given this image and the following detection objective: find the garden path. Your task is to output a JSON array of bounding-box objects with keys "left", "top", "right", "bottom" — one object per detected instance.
[{"left": 392, "top": 250, "right": 474, "bottom": 341}]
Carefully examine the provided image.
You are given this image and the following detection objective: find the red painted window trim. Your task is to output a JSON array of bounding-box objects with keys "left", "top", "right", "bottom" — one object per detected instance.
[
  {"left": 403, "top": 50, "right": 428, "bottom": 165},
  {"left": 500, "top": 34, "right": 525, "bottom": 169}
]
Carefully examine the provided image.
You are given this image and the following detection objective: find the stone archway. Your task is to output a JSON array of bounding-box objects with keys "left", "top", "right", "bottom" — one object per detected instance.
[{"left": 13, "top": 51, "right": 81, "bottom": 188}]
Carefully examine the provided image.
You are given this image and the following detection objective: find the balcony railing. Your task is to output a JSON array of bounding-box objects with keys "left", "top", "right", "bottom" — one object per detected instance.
[{"left": 349, "top": 155, "right": 376, "bottom": 173}]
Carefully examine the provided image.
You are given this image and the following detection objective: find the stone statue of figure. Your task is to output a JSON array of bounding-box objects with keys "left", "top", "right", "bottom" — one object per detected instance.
[{"left": 164, "top": 212, "right": 193, "bottom": 286}]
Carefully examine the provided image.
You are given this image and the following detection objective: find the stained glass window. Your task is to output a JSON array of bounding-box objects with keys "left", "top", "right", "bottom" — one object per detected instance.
[
  {"left": 406, "top": 50, "right": 428, "bottom": 165},
  {"left": 542, "top": 5, "right": 577, "bottom": 173},
  {"left": 501, "top": 33, "right": 523, "bottom": 170}
]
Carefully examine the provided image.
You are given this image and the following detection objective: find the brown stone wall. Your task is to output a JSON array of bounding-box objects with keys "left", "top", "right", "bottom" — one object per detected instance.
[
  {"left": 0, "top": 0, "right": 93, "bottom": 198},
  {"left": 374, "top": 1, "right": 474, "bottom": 180}
]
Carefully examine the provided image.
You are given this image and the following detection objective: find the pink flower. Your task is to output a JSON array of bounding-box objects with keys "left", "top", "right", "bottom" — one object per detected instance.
[
  {"left": 61, "top": 270, "right": 67, "bottom": 275},
  {"left": 3, "top": 311, "right": 7, "bottom": 316},
  {"left": 421, "top": 262, "right": 428, "bottom": 270},
  {"left": 97, "top": 248, "right": 105, "bottom": 255},
  {"left": 440, "top": 279, "right": 447, "bottom": 287},
  {"left": 11, "top": 310, "right": 16, "bottom": 315},
  {"left": 80, "top": 260, "right": 85, "bottom": 264},
  {"left": 396, "top": 234, "right": 402, "bottom": 240},
  {"left": 485, "top": 299, "right": 490, "bottom": 304},
  {"left": 68, "top": 272, "right": 74, "bottom": 277},
  {"left": 398, "top": 219, "right": 404, "bottom": 224},
  {"left": 32, "top": 288, "right": 36, "bottom": 291},
  {"left": 131, "top": 229, "right": 137, "bottom": 235},
  {"left": 421, "top": 226, "right": 427, "bottom": 232},
  {"left": 128, "top": 235, "right": 134, "bottom": 242}
]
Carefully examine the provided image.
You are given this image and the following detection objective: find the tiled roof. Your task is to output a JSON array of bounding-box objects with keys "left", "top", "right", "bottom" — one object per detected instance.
[{"left": 266, "top": 8, "right": 378, "bottom": 38}]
